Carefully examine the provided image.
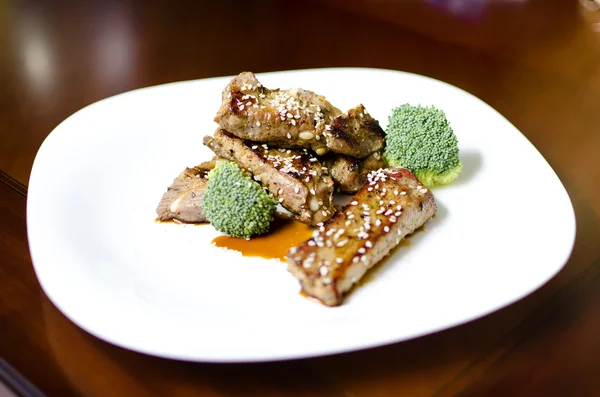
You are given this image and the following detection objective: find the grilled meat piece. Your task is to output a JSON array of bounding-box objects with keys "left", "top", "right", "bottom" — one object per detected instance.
[
  {"left": 214, "top": 72, "right": 385, "bottom": 158},
  {"left": 287, "top": 168, "right": 436, "bottom": 306},
  {"left": 324, "top": 151, "right": 384, "bottom": 194},
  {"left": 325, "top": 105, "right": 385, "bottom": 159},
  {"left": 203, "top": 129, "right": 335, "bottom": 225},
  {"left": 156, "top": 158, "right": 217, "bottom": 223}
]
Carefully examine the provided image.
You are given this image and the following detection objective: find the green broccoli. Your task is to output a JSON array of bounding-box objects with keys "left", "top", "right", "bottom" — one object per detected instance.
[
  {"left": 383, "top": 104, "right": 462, "bottom": 188},
  {"left": 203, "top": 161, "right": 277, "bottom": 238}
]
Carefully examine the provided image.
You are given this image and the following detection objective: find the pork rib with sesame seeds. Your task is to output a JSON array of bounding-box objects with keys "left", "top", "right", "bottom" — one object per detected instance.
[
  {"left": 156, "top": 158, "right": 217, "bottom": 223},
  {"left": 287, "top": 168, "right": 437, "bottom": 306},
  {"left": 203, "top": 129, "right": 335, "bottom": 225},
  {"left": 323, "top": 151, "right": 384, "bottom": 194},
  {"left": 214, "top": 72, "right": 385, "bottom": 158}
]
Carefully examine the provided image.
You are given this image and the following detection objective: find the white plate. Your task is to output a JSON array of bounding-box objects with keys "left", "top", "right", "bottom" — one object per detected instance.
[{"left": 27, "top": 68, "right": 575, "bottom": 362}]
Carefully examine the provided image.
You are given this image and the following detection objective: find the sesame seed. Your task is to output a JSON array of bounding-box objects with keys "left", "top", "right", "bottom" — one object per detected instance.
[
  {"left": 336, "top": 257, "right": 343, "bottom": 264},
  {"left": 310, "top": 188, "right": 316, "bottom": 195},
  {"left": 294, "top": 186, "right": 300, "bottom": 194},
  {"left": 358, "top": 247, "right": 366, "bottom": 254},
  {"left": 256, "top": 121, "right": 261, "bottom": 127},
  {"left": 384, "top": 226, "right": 390, "bottom": 233},
  {"left": 350, "top": 201, "right": 358, "bottom": 205},
  {"left": 400, "top": 191, "right": 407, "bottom": 196},
  {"left": 365, "top": 241, "right": 373, "bottom": 248},
  {"left": 278, "top": 198, "right": 284, "bottom": 203},
  {"left": 287, "top": 133, "right": 292, "bottom": 139},
  {"left": 320, "top": 267, "right": 328, "bottom": 276},
  {"left": 375, "top": 219, "right": 382, "bottom": 226},
  {"left": 352, "top": 256, "right": 359, "bottom": 263},
  {"left": 395, "top": 211, "right": 402, "bottom": 216}
]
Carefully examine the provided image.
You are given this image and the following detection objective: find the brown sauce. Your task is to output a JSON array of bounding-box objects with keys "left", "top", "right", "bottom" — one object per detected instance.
[
  {"left": 211, "top": 218, "right": 315, "bottom": 261},
  {"left": 155, "top": 218, "right": 209, "bottom": 226}
]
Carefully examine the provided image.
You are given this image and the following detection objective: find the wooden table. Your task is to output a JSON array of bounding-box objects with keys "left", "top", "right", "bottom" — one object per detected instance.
[{"left": 1, "top": 1, "right": 599, "bottom": 395}]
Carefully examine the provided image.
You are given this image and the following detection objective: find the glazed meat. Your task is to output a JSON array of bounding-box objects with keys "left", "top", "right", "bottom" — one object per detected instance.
[
  {"left": 203, "top": 129, "right": 335, "bottom": 225},
  {"left": 324, "top": 151, "right": 384, "bottom": 194},
  {"left": 326, "top": 105, "right": 385, "bottom": 159},
  {"left": 287, "top": 168, "right": 437, "bottom": 306},
  {"left": 156, "top": 158, "right": 217, "bottom": 223},
  {"left": 214, "top": 72, "right": 385, "bottom": 158}
]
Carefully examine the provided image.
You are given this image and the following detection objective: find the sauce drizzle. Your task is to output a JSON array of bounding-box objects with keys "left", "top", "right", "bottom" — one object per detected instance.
[{"left": 211, "top": 218, "right": 314, "bottom": 261}]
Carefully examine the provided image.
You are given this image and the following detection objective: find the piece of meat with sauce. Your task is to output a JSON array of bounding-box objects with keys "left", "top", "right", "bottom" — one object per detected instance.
[
  {"left": 324, "top": 151, "right": 384, "bottom": 194},
  {"left": 287, "top": 168, "right": 436, "bottom": 306},
  {"left": 203, "top": 129, "right": 335, "bottom": 225},
  {"left": 156, "top": 158, "right": 217, "bottom": 223},
  {"left": 214, "top": 72, "right": 385, "bottom": 158}
]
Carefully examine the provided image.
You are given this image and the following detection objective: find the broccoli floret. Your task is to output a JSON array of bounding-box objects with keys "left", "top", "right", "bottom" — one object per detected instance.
[
  {"left": 203, "top": 161, "right": 277, "bottom": 238},
  {"left": 383, "top": 104, "right": 462, "bottom": 188}
]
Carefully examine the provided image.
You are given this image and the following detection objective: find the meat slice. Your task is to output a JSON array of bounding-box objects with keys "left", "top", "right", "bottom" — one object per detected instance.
[
  {"left": 324, "top": 151, "right": 384, "bottom": 194},
  {"left": 214, "top": 71, "right": 385, "bottom": 158},
  {"left": 203, "top": 129, "right": 335, "bottom": 225},
  {"left": 287, "top": 168, "right": 437, "bottom": 306},
  {"left": 325, "top": 105, "right": 385, "bottom": 159},
  {"left": 156, "top": 158, "right": 217, "bottom": 223}
]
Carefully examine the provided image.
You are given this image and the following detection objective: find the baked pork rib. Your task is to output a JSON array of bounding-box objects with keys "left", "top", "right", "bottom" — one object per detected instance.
[
  {"left": 287, "top": 168, "right": 437, "bottom": 306},
  {"left": 214, "top": 72, "right": 385, "bottom": 158},
  {"left": 156, "top": 158, "right": 217, "bottom": 223},
  {"left": 204, "top": 129, "right": 335, "bottom": 225}
]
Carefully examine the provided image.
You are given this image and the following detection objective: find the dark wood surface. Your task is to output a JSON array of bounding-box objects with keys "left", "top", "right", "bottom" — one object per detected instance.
[{"left": 1, "top": 0, "right": 599, "bottom": 395}]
